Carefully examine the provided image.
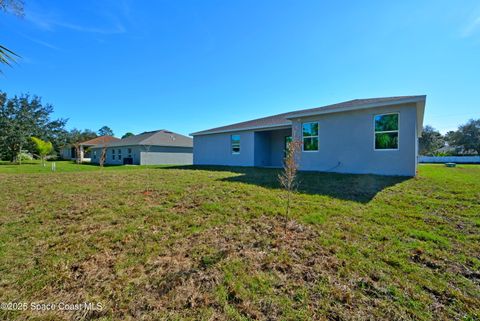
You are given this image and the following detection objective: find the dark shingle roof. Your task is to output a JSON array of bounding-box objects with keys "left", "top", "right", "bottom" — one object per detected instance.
[
  {"left": 95, "top": 130, "right": 192, "bottom": 148},
  {"left": 191, "top": 95, "right": 426, "bottom": 136}
]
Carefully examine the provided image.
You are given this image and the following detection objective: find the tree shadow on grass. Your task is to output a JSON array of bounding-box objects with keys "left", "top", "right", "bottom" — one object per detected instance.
[{"left": 160, "top": 165, "right": 411, "bottom": 204}]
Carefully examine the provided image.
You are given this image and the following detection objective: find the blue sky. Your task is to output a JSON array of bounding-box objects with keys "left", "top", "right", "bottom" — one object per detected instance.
[{"left": 1, "top": 0, "right": 479, "bottom": 137}]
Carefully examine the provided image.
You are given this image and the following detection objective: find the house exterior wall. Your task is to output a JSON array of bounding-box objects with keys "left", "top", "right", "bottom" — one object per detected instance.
[
  {"left": 291, "top": 103, "right": 418, "bottom": 176},
  {"left": 90, "top": 146, "right": 137, "bottom": 165},
  {"left": 253, "top": 131, "right": 270, "bottom": 166},
  {"left": 140, "top": 146, "right": 193, "bottom": 165},
  {"left": 61, "top": 147, "right": 72, "bottom": 160},
  {"left": 193, "top": 131, "right": 255, "bottom": 166},
  {"left": 61, "top": 146, "right": 90, "bottom": 161},
  {"left": 193, "top": 103, "right": 418, "bottom": 176},
  {"left": 90, "top": 145, "right": 192, "bottom": 165}
]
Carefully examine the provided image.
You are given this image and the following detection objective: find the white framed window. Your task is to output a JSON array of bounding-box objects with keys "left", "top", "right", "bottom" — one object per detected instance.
[
  {"left": 93, "top": 151, "right": 97, "bottom": 159},
  {"left": 231, "top": 135, "right": 240, "bottom": 154},
  {"left": 302, "top": 122, "right": 319, "bottom": 151},
  {"left": 374, "top": 113, "right": 399, "bottom": 151},
  {"left": 111, "top": 149, "right": 115, "bottom": 160}
]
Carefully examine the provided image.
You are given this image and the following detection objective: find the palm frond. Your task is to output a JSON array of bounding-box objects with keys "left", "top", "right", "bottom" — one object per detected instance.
[{"left": 0, "top": 45, "right": 20, "bottom": 73}]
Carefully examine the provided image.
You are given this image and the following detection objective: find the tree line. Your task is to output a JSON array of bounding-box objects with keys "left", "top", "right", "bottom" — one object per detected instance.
[
  {"left": 419, "top": 121, "right": 480, "bottom": 156},
  {"left": 0, "top": 91, "right": 119, "bottom": 162},
  {"left": 2, "top": 90, "right": 478, "bottom": 163}
]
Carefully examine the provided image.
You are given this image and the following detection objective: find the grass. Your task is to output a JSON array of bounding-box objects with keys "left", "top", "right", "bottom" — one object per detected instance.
[
  {"left": 0, "top": 161, "right": 479, "bottom": 320},
  {"left": 0, "top": 160, "right": 142, "bottom": 173}
]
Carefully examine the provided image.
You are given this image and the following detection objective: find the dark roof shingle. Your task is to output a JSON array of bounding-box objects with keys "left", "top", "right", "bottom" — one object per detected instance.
[
  {"left": 191, "top": 95, "right": 426, "bottom": 136},
  {"left": 96, "top": 130, "right": 192, "bottom": 148}
]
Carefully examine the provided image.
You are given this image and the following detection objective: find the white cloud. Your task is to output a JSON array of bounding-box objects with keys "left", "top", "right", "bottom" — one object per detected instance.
[
  {"left": 462, "top": 15, "right": 480, "bottom": 38},
  {"left": 16, "top": 32, "right": 61, "bottom": 51},
  {"left": 53, "top": 20, "right": 126, "bottom": 35},
  {"left": 28, "top": 37, "right": 61, "bottom": 50},
  {"left": 25, "top": 7, "right": 126, "bottom": 35}
]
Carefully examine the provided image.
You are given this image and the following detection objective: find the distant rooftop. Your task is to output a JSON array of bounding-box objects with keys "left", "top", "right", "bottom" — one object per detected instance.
[
  {"left": 80, "top": 135, "right": 120, "bottom": 145},
  {"left": 96, "top": 130, "right": 193, "bottom": 148}
]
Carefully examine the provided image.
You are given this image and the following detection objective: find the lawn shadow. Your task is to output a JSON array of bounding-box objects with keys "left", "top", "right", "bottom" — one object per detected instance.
[{"left": 161, "top": 165, "right": 411, "bottom": 203}]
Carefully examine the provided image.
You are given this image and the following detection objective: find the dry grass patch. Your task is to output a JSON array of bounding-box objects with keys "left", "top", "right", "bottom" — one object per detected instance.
[{"left": 0, "top": 164, "right": 479, "bottom": 320}]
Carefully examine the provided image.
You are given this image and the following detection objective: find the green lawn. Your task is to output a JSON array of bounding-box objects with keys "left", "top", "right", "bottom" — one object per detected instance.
[
  {"left": 0, "top": 162, "right": 479, "bottom": 320},
  {"left": 0, "top": 160, "right": 138, "bottom": 173}
]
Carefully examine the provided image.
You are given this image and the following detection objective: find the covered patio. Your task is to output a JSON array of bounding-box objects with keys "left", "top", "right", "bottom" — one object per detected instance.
[{"left": 253, "top": 127, "right": 292, "bottom": 168}]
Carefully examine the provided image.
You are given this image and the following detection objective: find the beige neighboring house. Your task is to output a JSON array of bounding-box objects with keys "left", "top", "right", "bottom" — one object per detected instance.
[{"left": 61, "top": 136, "right": 120, "bottom": 162}]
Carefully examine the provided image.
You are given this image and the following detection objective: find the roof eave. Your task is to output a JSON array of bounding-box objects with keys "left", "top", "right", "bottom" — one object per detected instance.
[
  {"left": 91, "top": 143, "right": 193, "bottom": 148},
  {"left": 191, "top": 95, "right": 427, "bottom": 137},
  {"left": 190, "top": 123, "right": 292, "bottom": 136},
  {"left": 416, "top": 98, "right": 426, "bottom": 137},
  {"left": 285, "top": 96, "right": 426, "bottom": 120}
]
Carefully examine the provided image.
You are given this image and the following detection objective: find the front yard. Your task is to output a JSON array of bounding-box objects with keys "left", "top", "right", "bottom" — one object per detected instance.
[{"left": 0, "top": 163, "right": 479, "bottom": 320}]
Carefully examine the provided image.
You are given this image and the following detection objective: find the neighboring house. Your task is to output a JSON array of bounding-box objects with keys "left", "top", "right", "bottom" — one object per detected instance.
[
  {"left": 433, "top": 145, "right": 479, "bottom": 156},
  {"left": 61, "top": 136, "right": 120, "bottom": 162},
  {"left": 90, "top": 129, "right": 193, "bottom": 165},
  {"left": 432, "top": 145, "right": 457, "bottom": 156},
  {"left": 191, "top": 96, "right": 426, "bottom": 176},
  {"left": 440, "top": 144, "right": 479, "bottom": 156}
]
